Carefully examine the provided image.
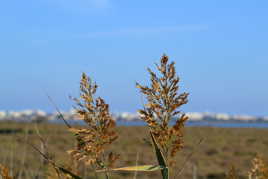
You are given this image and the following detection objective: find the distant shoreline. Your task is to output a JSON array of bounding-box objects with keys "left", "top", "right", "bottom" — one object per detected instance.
[{"left": 2, "top": 119, "right": 268, "bottom": 128}]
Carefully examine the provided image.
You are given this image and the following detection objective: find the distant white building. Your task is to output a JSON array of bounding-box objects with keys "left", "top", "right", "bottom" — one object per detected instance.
[
  {"left": 20, "top": 110, "right": 35, "bottom": 116},
  {"left": 118, "top": 112, "right": 139, "bottom": 121},
  {"left": 215, "top": 113, "right": 230, "bottom": 121},
  {"left": 232, "top": 115, "right": 257, "bottom": 121},
  {"left": 0, "top": 111, "right": 7, "bottom": 119},
  {"left": 35, "top": 110, "right": 47, "bottom": 116},
  {"left": 263, "top": 116, "right": 268, "bottom": 121},
  {"left": 186, "top": 112, "right": 204, "bottom": 121},
  {"left": 9, "top": 111, "right": 23, "bottom": 118}
]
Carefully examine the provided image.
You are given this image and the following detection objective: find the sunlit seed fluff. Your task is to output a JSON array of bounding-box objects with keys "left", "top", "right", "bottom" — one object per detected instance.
[
  {"left": 68, "top": 73, "right": 119, "bottom": 170},
  {"left": 248, "top": 155, "right": 268, "bottom": 179},
  {"left": 136, "top": 54, "right": 189, "bottom": 162}
]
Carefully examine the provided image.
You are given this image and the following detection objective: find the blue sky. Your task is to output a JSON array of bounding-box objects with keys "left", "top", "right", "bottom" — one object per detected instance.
[{"left": 0, "top": 0, "right": 268, "bottom": 116}]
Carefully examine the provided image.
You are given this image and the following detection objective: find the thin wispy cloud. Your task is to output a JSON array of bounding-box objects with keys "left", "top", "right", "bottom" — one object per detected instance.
[
  {"left": 47, "top": 0, "right": 110, "bottom": 12},
  {"left": 76, "top": 24, "right": 209, "bottom": 38},
  {"left": 27, "top": 24, "right": 208, "bottom": 46},
  {"left": 91, "top": 0, "right": 109, "bottom": 9}
]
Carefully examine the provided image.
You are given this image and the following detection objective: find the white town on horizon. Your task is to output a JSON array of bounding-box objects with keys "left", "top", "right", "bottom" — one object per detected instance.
[{"left": 0, "top": 109, "right": 268, "bottom": 123}]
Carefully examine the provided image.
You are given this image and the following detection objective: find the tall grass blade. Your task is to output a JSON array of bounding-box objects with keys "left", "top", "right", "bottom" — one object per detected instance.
[
  {"left": 150, "top": 131, "right": 169, "bottom": 179},
  {"left": 27, "top": 141, "right": 82, "bottom": 179},
  {"left": 46, "top": 94, "right": 71, "bottom": 128},
  {"left": 174, "top": 138, "right": 204, "bottom": 179},
  {"left": 97, "top": 165, "right": 164, "bottom": 172},
  {"left": 57, "top": 167, "right": 82, "bottom": 179}
]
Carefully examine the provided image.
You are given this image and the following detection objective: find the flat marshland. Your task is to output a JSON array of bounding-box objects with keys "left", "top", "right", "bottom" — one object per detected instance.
[{"left": 0, "top": 121, "right": 267, "bottom": 179}]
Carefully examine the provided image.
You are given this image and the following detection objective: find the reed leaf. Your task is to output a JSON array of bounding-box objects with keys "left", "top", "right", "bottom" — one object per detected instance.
[
  {"left": 150, "top": 131, "right": 169, "bottom": 179},
  {"left": 57, "top": 167, "right": 82, "bottom": 179},
  {"left": 97, "top": 165, "right": 164, "bottom": 172}
]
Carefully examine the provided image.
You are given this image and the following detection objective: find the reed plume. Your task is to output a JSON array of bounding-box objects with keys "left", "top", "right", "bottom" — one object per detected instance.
[
  {"left": 0, "top": 164, "right": 12, "bottom": 179},
  {"left": 248, "top": 155, "right": 268, "bottom": 179},
  {"left": 136, "top": 54, "right": 189, "bottom": 163},
  {"left": 68, "top": 73, "right": 119, "bottom": 170}
]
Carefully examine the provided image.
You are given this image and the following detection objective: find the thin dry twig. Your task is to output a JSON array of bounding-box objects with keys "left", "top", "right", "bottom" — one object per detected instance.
[
  {"left": 46, "top": 94, "right": 71, "bottom": 128},
  {"left": 18, "top": 125, "right": 29, "bottom": 179},
  {"left": 133, "top": 151, "right": 140, "bottom": 179},
  {"left": 173, "top": 138, "right": 204, "bottom": 179},
  {"left": 226, "top": 165, "right": 238, "bottom": 179}
]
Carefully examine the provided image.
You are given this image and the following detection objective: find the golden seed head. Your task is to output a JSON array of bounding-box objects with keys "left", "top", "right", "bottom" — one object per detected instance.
[
  {"left": 248, "top": 155, "right": 268, "bottom": 179},
  {"left": 0, "top": 164, "right": 12, "bottom": 179},
  {"left": 69, "top": 73, "right": 119, "bottom": 169},
  {"left": 137, "top": 55, "right": 189, "bottom": 159}
]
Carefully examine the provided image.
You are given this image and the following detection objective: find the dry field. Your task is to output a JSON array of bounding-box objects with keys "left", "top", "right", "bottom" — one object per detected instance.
[{"left": 0, "top": 121, "right": 268, "bottom": 178}]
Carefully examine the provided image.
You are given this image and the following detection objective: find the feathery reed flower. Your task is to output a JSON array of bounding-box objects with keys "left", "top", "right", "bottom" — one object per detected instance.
[
  {"left": 0, "top": 164, "right": 12, "bottom": 179},
  {"left": 136, "top": 54, "right": 189, "bottom": 162},
  {"left": 68, "top": 73, "right": 119, "bottom": 169},
  {"left": 248, "top": 155, "right": 268, "bottom": 179}
]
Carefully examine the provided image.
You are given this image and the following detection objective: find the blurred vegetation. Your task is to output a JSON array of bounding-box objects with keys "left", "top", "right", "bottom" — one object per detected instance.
[{"left": 0, "top": 121, "right": 268, "bottom": 178}]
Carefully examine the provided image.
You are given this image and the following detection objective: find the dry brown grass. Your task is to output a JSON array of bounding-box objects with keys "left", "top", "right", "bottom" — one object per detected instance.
[
  {"left": 226, "top": 166, "right": 238, "bottom": 179},
  {"left": 1, "top": 122, "right": 268, "bottom": 178}
]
